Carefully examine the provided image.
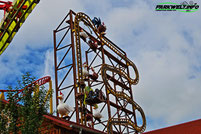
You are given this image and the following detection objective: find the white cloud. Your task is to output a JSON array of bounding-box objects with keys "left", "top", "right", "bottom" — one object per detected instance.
[{"left": 95, "top": 0, "right": 201, "bottom": 131}]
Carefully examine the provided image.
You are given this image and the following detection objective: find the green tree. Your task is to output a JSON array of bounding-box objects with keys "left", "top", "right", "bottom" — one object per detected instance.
[{"left": 0, "top": 72, "right": 51, "bottom": 134}]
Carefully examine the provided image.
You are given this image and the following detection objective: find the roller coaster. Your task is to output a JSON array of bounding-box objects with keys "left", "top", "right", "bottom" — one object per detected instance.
[
  {"left": 0, "top": 76, "right": 53, "bottom": 113},
  {"left": 0, "top": 1, "right": 146, "bottom": 133},
  {"left": 0, "top": 0, "right": 39, "bottom": 55},
  {"left": 54, "top": 10, "right": 146, "bottom": 133}
]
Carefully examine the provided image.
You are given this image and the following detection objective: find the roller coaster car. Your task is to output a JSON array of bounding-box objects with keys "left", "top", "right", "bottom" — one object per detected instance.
[
  {"left": 77, "top": 80, "right": 86, "bottom": 89},
  {"left": 76, "top": 92, "right": 84, "bottom": 100},
  {"left": 97, "top": 22, "right": 106, "bottom": 35},
  {"left": 89, "top": 67, "right": 98, "bottom": 81},
  {"left": 88, "top": 39, "right": 98, "bottom": 52},
  {"left": 89, "top": 73, "right": 98, "bottom": 81},
  {"left": 85, "top": 89, "right": 106, "bottom": 105}
]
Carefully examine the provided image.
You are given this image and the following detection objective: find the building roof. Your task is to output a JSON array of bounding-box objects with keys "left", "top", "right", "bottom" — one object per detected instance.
[
  {"left": 144, "top": 119, "right": 201, "bottom": 134},
  {"left": 43, "top": 114, "right": 106, "bottom": 134}
]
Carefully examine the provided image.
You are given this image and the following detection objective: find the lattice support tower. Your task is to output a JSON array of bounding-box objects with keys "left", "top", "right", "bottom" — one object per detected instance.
[{"left": 54, "top": 10, "right": 146, "bottom": 134}]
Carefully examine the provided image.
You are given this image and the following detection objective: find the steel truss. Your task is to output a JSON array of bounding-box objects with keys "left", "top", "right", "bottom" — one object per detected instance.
[{"left": 54, "top": 10, "right": 146, "bottom": 134}]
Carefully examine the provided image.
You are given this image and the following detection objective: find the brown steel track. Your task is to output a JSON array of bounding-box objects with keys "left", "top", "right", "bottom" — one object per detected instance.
[
  {"left": 101, "top": 64, "right": 146, "bottom": 133},
  {"left": 54, "top": 10, "right": 146, "bottom": 134},
  {"left": 74, "top": 12, "right": 146, "bottom": 133}
]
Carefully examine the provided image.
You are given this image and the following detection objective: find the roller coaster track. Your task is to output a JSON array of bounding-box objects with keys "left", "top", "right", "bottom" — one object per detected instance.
[
  {"left": 74, "top": 12, "right": 146, "bottom": 133},
  {"left": 0, "top": 0, "right": 40, "bottom": 55},
  {"left": 101, "top": 64, "right": 146, "bottom": 133},
  {"left": 0, "top": 76, "right": 53, "bottom": 114}
]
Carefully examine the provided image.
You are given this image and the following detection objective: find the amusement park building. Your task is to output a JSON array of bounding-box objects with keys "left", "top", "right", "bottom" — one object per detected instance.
[{"left": 144, "top": 119, "right": 201, "bottom": 134}]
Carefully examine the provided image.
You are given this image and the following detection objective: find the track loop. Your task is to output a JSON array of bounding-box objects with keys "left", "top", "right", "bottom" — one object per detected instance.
[
  {"left": 101, "top": 64, "right": 146, "bottom": 133},
  {"left": 74, "top": 12, "right": 146, "bottom": 133}
]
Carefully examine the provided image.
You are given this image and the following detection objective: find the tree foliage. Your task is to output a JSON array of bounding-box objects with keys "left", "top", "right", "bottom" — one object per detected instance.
[{"left": 0, "top": 72, "right": 51, "bottom": 134}]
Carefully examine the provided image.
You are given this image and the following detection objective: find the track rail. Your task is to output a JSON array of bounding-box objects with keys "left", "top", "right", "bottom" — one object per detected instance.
[
  {"left": 0, "top": 76, "right": 53, "bottom": 114},
  {"left": 101, "top": 64, "right": 146, "bottom": 133},
  {"left": 74, "top": 12, "right": 146, "bottom": 133},
  {"left": 0, "top": 0, "right": 40, "bottom": 55},
  {"left": 0, "top": 76, "right": 50, "bottom": 97}
]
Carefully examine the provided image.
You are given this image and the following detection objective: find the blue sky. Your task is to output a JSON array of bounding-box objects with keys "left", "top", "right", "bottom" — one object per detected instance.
[{"left": 1, "top": 0, "right": 201, "bottom": 132}]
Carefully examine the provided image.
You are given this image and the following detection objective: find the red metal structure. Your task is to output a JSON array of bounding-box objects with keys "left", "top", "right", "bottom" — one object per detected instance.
[
  {"left": 0, "top": 1, "right": 27, "bottom": 18},
  {"left": 0, "top": 76, "right": 53, "bottom": 113},
  {"left": 0, "top": 1, "right": 13, "bottom": 18},
  {"left": 54, "top": 10, "right": 146, "bottom": 133}
]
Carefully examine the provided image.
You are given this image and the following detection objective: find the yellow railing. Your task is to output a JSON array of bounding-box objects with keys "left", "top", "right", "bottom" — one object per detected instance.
[{"left": 0, "top": 0, "right": 40, "bottom": 55}]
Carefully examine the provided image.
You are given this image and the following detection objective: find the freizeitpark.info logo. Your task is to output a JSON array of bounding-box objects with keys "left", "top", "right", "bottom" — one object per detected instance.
[{"left": 155, "top": 1, "right": 199, "bottom": 12}]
